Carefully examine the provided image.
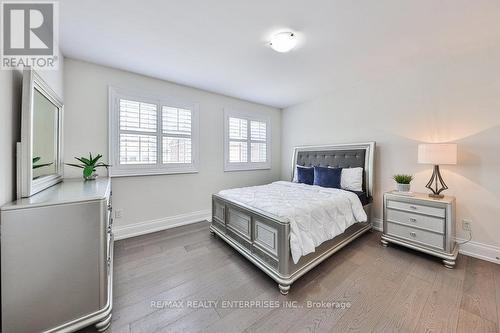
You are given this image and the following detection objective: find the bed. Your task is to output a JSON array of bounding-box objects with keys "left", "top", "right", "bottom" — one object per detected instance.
[{"left": 210, "top": 142, "right": 375, "bottom": 294}]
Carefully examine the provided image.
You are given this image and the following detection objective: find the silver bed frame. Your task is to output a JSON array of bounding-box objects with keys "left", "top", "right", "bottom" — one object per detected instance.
[{"left": 210, "top": 142, "right": 375, "bottom": 294}]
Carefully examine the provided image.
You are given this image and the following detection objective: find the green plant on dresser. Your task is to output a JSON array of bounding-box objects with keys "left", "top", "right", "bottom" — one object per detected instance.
[
  {"left": 393, "top": 174, "right": 413, "bottom": 192},
  {"left": 66, "top": 153, "right": 110, "bottom": 180},
  {"left": 392, "top": 174, "right": 413, "bottom": 184}
]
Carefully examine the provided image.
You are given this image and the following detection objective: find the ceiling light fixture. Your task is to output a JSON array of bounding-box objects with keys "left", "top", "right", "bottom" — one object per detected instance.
[{"left": 269, "top": 32, "right": 297, "bottom": 53}]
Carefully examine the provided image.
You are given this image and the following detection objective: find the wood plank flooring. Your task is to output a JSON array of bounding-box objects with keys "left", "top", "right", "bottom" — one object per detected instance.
[{"left": 80, "top": 221, "right": 500, "bottom": 333}]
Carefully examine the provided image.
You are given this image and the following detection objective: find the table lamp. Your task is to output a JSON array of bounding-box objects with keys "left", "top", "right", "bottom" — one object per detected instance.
[{"left": 417, "top": 143, "right": 457, "bottom": 198}]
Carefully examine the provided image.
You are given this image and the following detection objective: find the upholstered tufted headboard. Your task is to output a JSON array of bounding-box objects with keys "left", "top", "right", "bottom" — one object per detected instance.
[{"left": 291, "top": 142, "right": 376, "bottom": 197}]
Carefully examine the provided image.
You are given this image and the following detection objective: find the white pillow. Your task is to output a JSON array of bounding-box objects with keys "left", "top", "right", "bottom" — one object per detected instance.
[{"left": 340, "top": 167, "right": 363, "bottom": 192}]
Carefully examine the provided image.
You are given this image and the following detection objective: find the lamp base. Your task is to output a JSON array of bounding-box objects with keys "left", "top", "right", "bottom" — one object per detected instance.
[{"left": 425, "top": 165, "right": 448, "bottom": 198}]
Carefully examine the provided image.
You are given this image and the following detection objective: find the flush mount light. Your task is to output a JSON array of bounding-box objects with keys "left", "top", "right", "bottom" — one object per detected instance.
[{"left": 269, "top": 32, "right": 297, "bottom": 53}]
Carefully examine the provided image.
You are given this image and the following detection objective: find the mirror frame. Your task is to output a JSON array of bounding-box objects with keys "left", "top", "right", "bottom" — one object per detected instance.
[{"left": 17, "top": 67, "right": 64, "bottom": 198}]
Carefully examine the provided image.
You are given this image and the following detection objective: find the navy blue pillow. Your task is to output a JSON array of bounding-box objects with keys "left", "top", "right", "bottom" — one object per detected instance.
[
  {"left": 296, "top": 166, "right": 314, "bottom": 185},
  {"left": 313, "top": 166, "right": 342, "bottom": 188}
]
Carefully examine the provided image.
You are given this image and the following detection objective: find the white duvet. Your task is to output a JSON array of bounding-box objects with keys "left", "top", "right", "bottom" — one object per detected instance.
[{"left": 218, "top": 181, "right": 367, "bottom": 264}]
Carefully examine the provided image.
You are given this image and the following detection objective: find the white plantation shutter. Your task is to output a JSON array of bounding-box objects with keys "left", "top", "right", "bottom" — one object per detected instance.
[
  {"left": 250, "top": 121, "right": 266, "bottom": 141},
  {"left": 229, "top": 117, "right": 247, "bottom": 140},
  {"left": 119, "top": 99, "right": 158, "bottom": 165},
  {"left": 163, "top": 137, "right": 192, "bottom": 163},
  {"left": 228, "top": 117, "right": 248, "bottom": 163},
  {"left": 120, "top": 99, "right": 157, "bottom": 132},
  {"left": 224, "top": 111, "right": 271, "bottom": 171},
  {"left": 250, "top": 121, "right": 266, "bottom": 163},
  {"left": 120, "top": 134, "right": 157, "bottom": 164},
  {"left": 162, "top": 106, "right": 192, "bottom": 164},
  {"left": 109, "top": 88, "right": 198, "bottom": 176},
  {"left": 229, "top": 141, "right": 247, "bottom": 162},
  {"left": 163, "top": 107, "right": 191, "bottom": 135}
]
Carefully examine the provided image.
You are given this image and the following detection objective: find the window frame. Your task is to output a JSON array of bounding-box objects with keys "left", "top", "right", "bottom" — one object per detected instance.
[
  {"left": 108, "top": 86, "right": 199, "bottom": 177},
  {"left": 223, "top": 108, "right": 271, "bottom": 172}
]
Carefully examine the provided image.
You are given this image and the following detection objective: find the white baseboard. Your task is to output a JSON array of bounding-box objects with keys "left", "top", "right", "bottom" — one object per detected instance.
[
  {"left": 113, "top": 209, "right": 211, "bottom": 240},
  {"left": 371, "top": 217, "right": 499, "bottom": 264},
  {"left": 455, "top": 237, "right": 500, "bottom": 264}
]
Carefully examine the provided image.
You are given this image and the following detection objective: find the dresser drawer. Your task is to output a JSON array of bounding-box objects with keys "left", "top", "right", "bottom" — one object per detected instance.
[
  {"left": 387, "top": 200, "right": 445, "bottom": 218},
  {"left": 386, "top": 222, "right": 444, "bottom": 250},
  {"left": 386, "top": 209, "right": 444, "bottom": 234}
]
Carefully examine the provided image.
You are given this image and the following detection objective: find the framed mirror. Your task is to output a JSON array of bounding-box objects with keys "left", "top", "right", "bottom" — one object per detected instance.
[{"left": 17, "top": 68, "right": 63, "bottom": 198}]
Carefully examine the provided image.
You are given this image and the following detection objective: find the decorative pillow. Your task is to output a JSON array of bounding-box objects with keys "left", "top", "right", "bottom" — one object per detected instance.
[
  {"left": 340, "top": 167, "right": 363, "bottom": 192},
  {"left": 292, "top": 164, "right": 309, "bottom": 182},
  {"left": 296, "top": 165, "right": 314, "bottom": 185},
  {"left": 313, "top": 166, "right": 342, "bottom": 188}
]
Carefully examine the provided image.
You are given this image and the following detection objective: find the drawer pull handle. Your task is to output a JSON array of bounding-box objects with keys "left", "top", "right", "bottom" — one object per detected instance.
[
  {"left": 410, "top": 232, "right": 417, "bottom": 238},
  {"left": 409, "top": 218, "right": 417, "bottom": 222},
  {"left": 409, "top": 205, "right": 417, "bottom": 210}
]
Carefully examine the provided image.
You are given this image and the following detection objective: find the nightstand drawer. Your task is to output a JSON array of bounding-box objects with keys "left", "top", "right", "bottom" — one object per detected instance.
[
  {"left": 386, "top": 209, "right": 444, "bottom": 234},
  {"left": 386, "top": 222, "right": 444, "bottom": 250},
  {"left": 387, "top": 200, "right": 445, "bottom": 218}
]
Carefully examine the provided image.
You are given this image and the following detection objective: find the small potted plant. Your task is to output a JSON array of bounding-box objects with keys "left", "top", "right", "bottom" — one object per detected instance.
[
  {"left": 66, "top": 153, "right": 110, "bottom": 180},
  {"left": 393, "top": 174, "right": 413, "bottom": 192}
]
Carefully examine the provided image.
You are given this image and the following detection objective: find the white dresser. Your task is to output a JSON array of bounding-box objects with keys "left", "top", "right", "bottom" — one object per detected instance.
[
  {"left": 381, "top": 191, "right": 458, "bottom": 268},
  {"left": 0, "top": 178, "right": 114, "bottom": 332}
]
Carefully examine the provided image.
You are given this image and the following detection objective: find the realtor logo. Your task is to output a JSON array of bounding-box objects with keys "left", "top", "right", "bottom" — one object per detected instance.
[{"left": 1, "top": 1, "right": 58, "bottom": 69}]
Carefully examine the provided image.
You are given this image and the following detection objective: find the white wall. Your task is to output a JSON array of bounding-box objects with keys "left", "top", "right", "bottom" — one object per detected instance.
[
  {"left": 0, "top": 70, "right": 22, "bottom": 206},
  {"left": 0, "top": 53, "right": 64, "bottom": 207},
  {"left": 282, "top": 45, "right": 500, "bottom": 250},
  {"left": 38, "top": 50, "right": 65, "bottom": 100},
  {"left": 63, "top": 58, "right": 281, "bottom": 231}
]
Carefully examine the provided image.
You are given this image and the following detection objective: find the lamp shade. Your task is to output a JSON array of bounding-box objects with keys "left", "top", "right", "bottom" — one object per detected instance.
[{"left": 418, "top": 143, "right": 457, "bottom": 165}]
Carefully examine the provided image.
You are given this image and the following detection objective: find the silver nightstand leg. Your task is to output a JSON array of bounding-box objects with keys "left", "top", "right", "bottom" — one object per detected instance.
[{"left": 442, "top": 259, "right": 456, "bottom": 269}]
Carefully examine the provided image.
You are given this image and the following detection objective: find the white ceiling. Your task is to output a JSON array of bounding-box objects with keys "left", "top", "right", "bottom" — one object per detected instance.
[{"left": 60, "top": 0, "right": 500, "bottom": 108}]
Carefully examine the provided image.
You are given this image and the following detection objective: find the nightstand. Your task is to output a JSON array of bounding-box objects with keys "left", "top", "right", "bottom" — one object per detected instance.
[{"left": 381, "top": 191, "right": 458, "bottom": 268}]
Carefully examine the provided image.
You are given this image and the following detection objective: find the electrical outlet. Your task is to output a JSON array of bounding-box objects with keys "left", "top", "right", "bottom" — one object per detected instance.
[
  {"left": 462, "top": 219, "right": 472, "bottom": 231},
  {"left": 114, "top": 209, "right": 123, "bottom": 219}
]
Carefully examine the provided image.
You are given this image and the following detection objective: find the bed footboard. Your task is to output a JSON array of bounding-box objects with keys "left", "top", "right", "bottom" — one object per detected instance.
[{"left": 210, "top": 194, "right": 372, "bottom": 295}]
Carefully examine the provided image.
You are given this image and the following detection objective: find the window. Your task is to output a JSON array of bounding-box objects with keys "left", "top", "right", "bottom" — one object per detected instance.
[
  {"left": 224, "top": 109, "right": 271, "bottom": 171},
  {"left": 109, "top": 87, "right": 199, "bottom": 177}
]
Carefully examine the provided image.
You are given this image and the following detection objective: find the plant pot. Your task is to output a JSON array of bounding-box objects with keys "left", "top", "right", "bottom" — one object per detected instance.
[
  {"left": 396, "top": 183, "right": 411, "bottom": 192},
  {"left": 84, "top": 173, "right": 98, "bottom": 181}
]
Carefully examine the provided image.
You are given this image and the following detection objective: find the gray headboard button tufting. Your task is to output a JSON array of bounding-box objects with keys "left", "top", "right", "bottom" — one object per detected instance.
[
  {"left": 291, "top": 142, "right": 376, "bottom": 197},
  {"left": 296, "top": 149, "right": 366, "bottom": 169}
]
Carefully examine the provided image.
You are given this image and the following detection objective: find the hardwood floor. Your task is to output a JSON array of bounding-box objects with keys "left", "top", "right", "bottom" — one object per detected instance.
[{"left": 80, "top": 221, "right": 500, "bottom": 333}]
